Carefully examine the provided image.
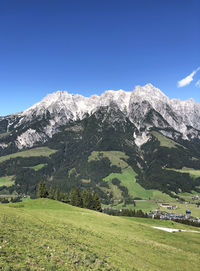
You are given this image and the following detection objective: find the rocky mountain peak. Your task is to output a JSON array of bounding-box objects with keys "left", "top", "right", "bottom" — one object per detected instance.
[
  {"left": 131, "top": 83, "right": 169, "bottom": 103},
  {"left": 1, "top": 83, "right": 200, "bottom": 152}
]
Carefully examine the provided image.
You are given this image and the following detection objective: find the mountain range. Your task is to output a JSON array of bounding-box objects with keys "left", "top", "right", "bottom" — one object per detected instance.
[{"left": 1, "top": 84, "right": 200, "bottom": 204}]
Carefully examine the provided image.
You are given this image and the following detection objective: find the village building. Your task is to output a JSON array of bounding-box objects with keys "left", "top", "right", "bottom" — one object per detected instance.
[{"left": 160, "top": 203, "right": 178, "bottom": 210}]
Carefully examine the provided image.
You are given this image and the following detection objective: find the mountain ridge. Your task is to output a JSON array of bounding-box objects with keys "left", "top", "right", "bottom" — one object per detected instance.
[
  {"left": 1, "top": 83, "right": 200, "bottom": 152},
  {"left": 1, "top": 83, "right": 200, "bottom": 201}
]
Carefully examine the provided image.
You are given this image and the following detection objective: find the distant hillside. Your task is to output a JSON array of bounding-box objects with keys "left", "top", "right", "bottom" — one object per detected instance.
[
  {"left": 0, "top": 199, "right": 200, "bottom": 270},
  {"left": 1, "top": 84, "right": 200, "bottom": 203}
]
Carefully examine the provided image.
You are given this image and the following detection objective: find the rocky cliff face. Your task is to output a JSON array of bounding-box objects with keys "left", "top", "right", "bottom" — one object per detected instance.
[{"left": 0, "top": 83, "right": 200, "bottom": 152}]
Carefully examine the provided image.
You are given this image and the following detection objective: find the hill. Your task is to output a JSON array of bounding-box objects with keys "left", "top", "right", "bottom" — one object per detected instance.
[
  {"left": 1, "top": 84, "right": 200, "bottom": 203},
  {"left": 0, "top": 199, "right": 200, "bottom": 270}
]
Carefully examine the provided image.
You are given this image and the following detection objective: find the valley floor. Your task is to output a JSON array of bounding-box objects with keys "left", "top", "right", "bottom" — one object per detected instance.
[{"left": 0, "top": 199, "right": 200, "bottom": 270}]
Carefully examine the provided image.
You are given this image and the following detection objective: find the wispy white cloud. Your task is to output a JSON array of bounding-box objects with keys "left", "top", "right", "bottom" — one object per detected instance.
[
  {"left": 196, "top": 80, "right": 200, "bottom": 88},
  {"left": 177, "top": 67, "right": 200, "bottom": 87}
]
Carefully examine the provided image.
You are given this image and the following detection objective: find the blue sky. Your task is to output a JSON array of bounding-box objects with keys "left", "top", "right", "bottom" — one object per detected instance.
[{"left": 0, "top": 0, "right": 199, "bottom": 116}]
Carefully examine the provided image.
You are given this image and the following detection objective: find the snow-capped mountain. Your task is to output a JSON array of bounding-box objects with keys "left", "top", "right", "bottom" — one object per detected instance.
[{"left": 0, "top": 83, "right": 200, "bottom": 151}]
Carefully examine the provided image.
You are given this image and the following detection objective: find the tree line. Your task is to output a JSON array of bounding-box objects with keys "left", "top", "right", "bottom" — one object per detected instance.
[
  {"left": 37, "top": 180, "right": 102, "bottom": 212},
  {"left": 0, "top": 197, "right": 22, "bottom": 204},
  {"left": 172, "top": 218, "right": 200, "bottom": 228},
  {"left": 103, "top": 208, "right": 148, "bottom": 218}
]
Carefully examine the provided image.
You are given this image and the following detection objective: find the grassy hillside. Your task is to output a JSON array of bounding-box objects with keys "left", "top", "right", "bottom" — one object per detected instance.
[
  {"left": 0, "top": 199, "right": 200, "bottom": 271},
  {"left": 0, "top": 175, "right": 15, "bottom": 187},
  {"left": 24, "top": 163, "right": 47, "bottom": 171},
  {"left": 89, "top": 151, "right": 173, "bottom": 202},
  {"left": 151, "top": 131, "right": 182, "bottom": 148},
  {"left": 167, "top": 167, "right": 200, "bottom": 178},
  {"left": 0, "top": 147, "right": 57, "bottom": 163}
]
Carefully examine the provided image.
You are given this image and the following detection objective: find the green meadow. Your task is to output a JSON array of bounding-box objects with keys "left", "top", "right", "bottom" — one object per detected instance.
[
  {"left": 89, "top": 151, "right": 173, "bottom": 202},
  {"left": 151, "top": 131, "right": 182, "bottom": 148},
  {"left": 24, "top": 163, "right": 47, "bottom": 171},
  {"left": 0, "top": 176, "right": 15, "bottom": 187},
  {"left": 0, "top": 147, "right": 57, "bottom": 163},
  {"left": 167, "top": 167, "right": 200, "bottom": 178},
  {"left": 178, "top": 191, "right": 199, "bottom": 202},
  {"left": 0, "top": 199, "right": 200, "bottom": 271}
]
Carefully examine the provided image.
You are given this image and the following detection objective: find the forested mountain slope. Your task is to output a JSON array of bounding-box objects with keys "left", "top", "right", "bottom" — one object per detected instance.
[{"left": 1, "top": 84, "right": 200, "bottom": 202}]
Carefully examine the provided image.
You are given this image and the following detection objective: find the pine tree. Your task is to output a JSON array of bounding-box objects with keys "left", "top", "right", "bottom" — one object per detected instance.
[
  {"left": 70, "top": 187, "right": 83, "bottom": 207},
  {"left": 48, "top": 185, "right": 54, "bottom": 199},
  {"left": 60, "top": 192, "right": 64, "bottom": 201},
  {"left": 37, "top": 181, "right": 48, "bottom": 198},
  {"left": 55, "top": 187, "right": 61, "bottom": 201},
  {"left": 81, "top": 189, "right": 91, "bottom": 209},
  {"left": 63, "top": 192, "right": 69, "bottom": 203},
  {"left": 92, "top": 193, "right": 102, "bottom": 212}
]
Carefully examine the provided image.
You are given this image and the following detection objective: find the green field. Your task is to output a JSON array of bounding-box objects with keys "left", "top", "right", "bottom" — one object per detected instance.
[
  {"left": 104, "top": 167, "right": 173, "bottom": 201},
  {"left": 0, "top": 199, "right": 200, "bottom": 270},
  {"left": 89, "top": 151, "right": 173, "bottom": 202},
  {"left": 167, "top": 167, "right": 200, "bottom": 178},
  {"left": 0, "top": 176, "right": 15, "bottom": 187},
  {"left": 110, "top": 200, "right": 159, "bottom": 212},
  {"left": 21, "top": 196, "right": 31, "bottom": 202},
  {"left": 24, "top": 163, "right": 47, "bottom": 171},
  {"left": 88, "top": 151, "right": 129, "bottom": 168},
  {"left": 0, "top": 147, "right": 57, "bottom": 163},
  {"left": 151, "top": 131, "right": 183, "bottom": 148},
  {"left": 133, "top": 200, "right": 159, "bottom": 211},
  {"left": 90, "top": 151, "right": 200, "bottom": 215}
]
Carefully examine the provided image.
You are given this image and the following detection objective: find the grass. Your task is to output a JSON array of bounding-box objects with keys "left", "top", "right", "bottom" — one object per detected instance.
[
  {"left": 0, "top": 147, "right": 57, "bottom": 163},
  {"left": 178, "top": 191, "right": 199, "bottom": 202},
  {"left": 104, "top": 167, "right": 153, "bottom": 199},
  {"left": 108, "top": 182, "right": 122, "bottom": 200},
  {"left": 21, "top": 196, "right": 31, "bottom": 202},
  {"left": 88, "top": 151, "right": 199, "bottom": 216},
  {"left": 151, "top": 131, "right": 183, "bottom": 148},
  {"left": 111, "top": 200, "right": 159, "bottom": 212},
  {"left": 167, "top": 167, "right": 200, "bottom": 178},
  {"left": 89, "top": 151, "right": 173, "bottom": 201},
  {"left": 24, "top": 163, "right": 47, "bottom": 171},
  {"left": 0, "top": 198, "right": 200, "bottom": 271},
  {"left": 192, "top": 157, "right": 199, "bottom": 161},
  {"left": 133, "top": 200, "right": 158, "bottom": 212},
  {"left": 88, "top": 150, "right": 129, "bottom": 168},
  {"left": 0, "top": 176, "right": 15, "bottom": 187},
  {"left": 90, "top": 151, "right": 173, "bottom": 201}
]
